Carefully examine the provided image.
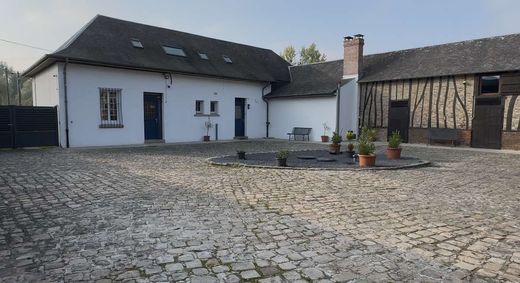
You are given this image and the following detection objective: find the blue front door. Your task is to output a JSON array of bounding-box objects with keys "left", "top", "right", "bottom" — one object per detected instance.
[
  {"left": 144, "top": 93, "right": 162, "bottom": 140},
  {"left": 235, "top": 98, "right": 245, "bottom": 137}
]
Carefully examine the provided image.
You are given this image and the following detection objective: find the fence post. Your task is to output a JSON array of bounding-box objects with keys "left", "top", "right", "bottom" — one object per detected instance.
[
  {"left": 17, "top": 72, "right": 21, "bottom": 106},
  {"left": 4, "top": 67, "right": 9, "bottom": 105}
]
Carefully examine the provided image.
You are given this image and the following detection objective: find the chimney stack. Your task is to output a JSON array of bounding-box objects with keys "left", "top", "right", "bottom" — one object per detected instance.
[{"left": 343, "top": 34, "right": 364, "bottom": 78}]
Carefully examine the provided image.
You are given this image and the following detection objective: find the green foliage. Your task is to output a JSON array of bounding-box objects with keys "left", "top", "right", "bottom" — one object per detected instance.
[
  {"left": 388, "top": 130, "right": 402, "bottom": 149},
  {"left": 276, "top": 150, "right": 289, "bottom": 159},
  {"left": 345, "top": 130, "right": 355, "bottom": 141},
  {"left": 358, "top": 127, "right": 376, "bottom": 155},
  {"left": 280, "top": 46, "right": 297, "bottom": 65},
  {"left": 299, "top": 43, "right": 326, "bottom": 65},
  {"left": 331, "top": 132, "right": 341, "bottom": 144},
  {"left": 0, "top": 62, "right": 32, "bottom": 106},
  {"left": 280, "top": 43, "right": 326, "bottom": 65}
]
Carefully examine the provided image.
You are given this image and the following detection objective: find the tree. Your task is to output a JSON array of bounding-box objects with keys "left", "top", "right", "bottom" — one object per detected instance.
[
  {"left": 299, "top": 43, "right": 326, "bottom": 65},
  {"left": 0, "top": 62, "right": 32, "bottom": 106},
  {"left": 280, "top": 43, "right": 327, "bottom": 65},
  {"left": 280, "top": 46, "right": 297, "bottom": 65}
]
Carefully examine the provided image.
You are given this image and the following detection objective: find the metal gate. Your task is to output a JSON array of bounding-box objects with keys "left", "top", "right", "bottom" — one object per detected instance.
[
  {"left": 0, "top": 106, "right": 59, "bottom": 148},
  {"left": 388, "top": 100, "right": 410, "bottom": 142},
  {"left": 472, "top": 96, "right": 503, "bottom": 149}
]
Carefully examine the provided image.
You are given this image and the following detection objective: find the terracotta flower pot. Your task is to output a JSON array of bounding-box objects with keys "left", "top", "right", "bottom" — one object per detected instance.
[
  {"left": 329, "top": 143, "right": 341, "bottom": 154},
  {"left": 321, "top": 135, "right": 329, "bottom": 143},
  {"left": 358, "top": 154, "right": 376, "bottom": 167},
  {"left": 277, "top": 158, "right": 287, "bottom": 167},
  {"left": 385, "top": 147, "right": 402, "bottom": 159},
  {"left": 347, "top": 143, "right": 354, "bottom": 152},
  {"left": 203, "top": 136, "right": 210, "bottom": 142}
]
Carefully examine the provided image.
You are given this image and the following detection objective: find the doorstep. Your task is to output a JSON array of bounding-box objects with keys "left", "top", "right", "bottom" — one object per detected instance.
[{"left": 145, "top": 139, "right": 165, "bottom": 144}]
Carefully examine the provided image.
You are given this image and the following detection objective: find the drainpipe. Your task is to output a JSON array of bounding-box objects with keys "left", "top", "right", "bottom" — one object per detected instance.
[
  {"left": 63, "top": 58, "right": 70, "bottom": 148},
  {"left": 262, "top": 83, "right": 270, "bottom": 138},
  {"left": 335, "top": 82, "right": 341, "bottom": 134}
]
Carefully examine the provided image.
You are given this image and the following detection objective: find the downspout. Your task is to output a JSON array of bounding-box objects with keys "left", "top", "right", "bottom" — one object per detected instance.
[
  {"left": 262, "top": 83, "right": 270, "bottom": 138},
  {"left": 63, "top": 58, "right": 70, "bottom": 148},
  {"left": 335, "top": 82, "right": 341, "bottom": 134}
]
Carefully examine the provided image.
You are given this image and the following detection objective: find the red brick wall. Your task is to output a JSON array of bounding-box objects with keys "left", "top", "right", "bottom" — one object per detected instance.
[
  {"left": 408, "top": 128, "right": 472, "bottom": 146},
  {"left": 502, "top": 132, "right": 520, "bottom": 150}
]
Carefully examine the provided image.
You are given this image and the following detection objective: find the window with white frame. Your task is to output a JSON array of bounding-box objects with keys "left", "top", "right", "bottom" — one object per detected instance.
[
  {"left": 210, "top": 101, "right": 219, "bottom": 114},
  {"left": 99, "top": 88, "right": 123, "bottom": 128},
  {"left": 195, "top": 100, "right": 204, "bottom": 114}
]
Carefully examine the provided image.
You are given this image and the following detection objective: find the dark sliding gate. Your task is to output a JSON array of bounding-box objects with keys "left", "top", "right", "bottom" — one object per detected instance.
[
  {"left": 0, "top": 106, "right": 59, "bottom": 148},
  {"left": 472, "top": 96, "right": 503, "bottom": 149}
]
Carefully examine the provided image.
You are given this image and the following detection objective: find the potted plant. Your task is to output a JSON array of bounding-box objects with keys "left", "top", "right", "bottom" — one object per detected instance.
[
  {"left": 276, "top": 150, "right": 289, "bottom": 167},
  {"left": 203, "top": 117, "right": 213, "bottom": 142},
  {"left": 386, "top": 130, "right": 402, "bottom": 159},
  {"left": 329, "top": 132, "right": 341, "bottom": 154},
  {"left": 237, "top": 150, "right": 246, "bottom": 160},
  {"left": 321, "top": 123, "right": 330, "bottom": 143},
  {"left": 358, "top": 127, "right": 376, "bottom": 167},
  {"left": 345, "top": 130, "right": 356, "bottom": 158}
]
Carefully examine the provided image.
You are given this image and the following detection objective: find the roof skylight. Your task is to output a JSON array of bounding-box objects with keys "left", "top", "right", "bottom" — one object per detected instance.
[
  {"left": 163, "top": 46, "right": 186, "bottom": 57},
  {"left": 198, "top": 52, "right": 209, "bottom": 60},
  {"left": 131, "top": 39, "right": 143, "bottom": 48},
  {"left": 223, "top": 55, "right": 232, "bottom": 63}
]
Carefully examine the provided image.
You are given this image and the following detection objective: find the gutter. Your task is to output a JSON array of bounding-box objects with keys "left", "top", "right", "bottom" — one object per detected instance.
[
  {"left": 335, "top": 82, "right": 341, "bottom": 134},
  {"left": 262, "top": 83, "right": 270, "bottom": 138},
  {"left": 63, "top": 58, "right": 70, "bottom": 148}
]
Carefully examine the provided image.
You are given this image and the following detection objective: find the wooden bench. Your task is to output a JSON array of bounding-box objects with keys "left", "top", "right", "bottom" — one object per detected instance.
[
  {"left": 287, "top": 127, "right": 312, "bottom": 141},
  {"left": 428, "top": 128, "right": 458, "bottom": 147}
]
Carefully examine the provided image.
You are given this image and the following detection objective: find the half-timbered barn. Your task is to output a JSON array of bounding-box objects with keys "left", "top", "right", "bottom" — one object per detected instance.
[{"left": 358, "top": 34, "right": 520, "bottom": 150}]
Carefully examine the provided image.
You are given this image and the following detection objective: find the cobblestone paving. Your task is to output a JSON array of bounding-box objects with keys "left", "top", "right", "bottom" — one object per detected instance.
[{"left": 0, "top": 140, "right": 519, "bottom": 282}]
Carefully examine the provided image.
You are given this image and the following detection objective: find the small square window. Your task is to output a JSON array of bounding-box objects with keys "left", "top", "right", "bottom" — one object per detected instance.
[
  {"left": 198, "top": 52, "right": 209, "bottom": 60},
  {"left": 210, "top": 101, "right": 218, "bottom": 114},
  {"left": 195, "top": 100, "right": 204, "bottom": 114},
  {"left": 481, "top": 75, "right": 500, "bottom": 94},
  {"left": 131, "top": 39, "right": 143, "bottom": 48},
  {"left": 223, "top": 55, "right": 232, "bottom": 63},
  {"left": 163, "top": 46, "right": 186, "bottom": 57}
]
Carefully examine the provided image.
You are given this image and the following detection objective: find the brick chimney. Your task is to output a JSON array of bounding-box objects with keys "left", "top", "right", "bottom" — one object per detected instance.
[{"left": 343, "top": 34, "right": 364, "bottom": 78}]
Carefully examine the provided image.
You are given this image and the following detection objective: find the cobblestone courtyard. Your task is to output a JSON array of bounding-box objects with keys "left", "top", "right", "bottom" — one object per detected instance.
[{"left": 0, "top": 140, "right": 519, "bottom": 282}]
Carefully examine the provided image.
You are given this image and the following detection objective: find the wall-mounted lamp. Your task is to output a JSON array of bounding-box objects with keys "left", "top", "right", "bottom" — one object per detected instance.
[{"left": 247, "top": 104, "right": 251, "bottom": 109}]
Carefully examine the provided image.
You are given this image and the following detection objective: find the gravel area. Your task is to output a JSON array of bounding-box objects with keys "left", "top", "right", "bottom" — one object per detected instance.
[{"left": 209, "top": 149, "right": 429, "bottom": 170}]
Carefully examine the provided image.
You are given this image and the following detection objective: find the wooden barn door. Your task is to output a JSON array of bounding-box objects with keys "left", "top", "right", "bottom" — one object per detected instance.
[
  {"left": 472, "top": 96, "right": 503, "bottom": 149},
  {"left": 388, "top": 100, "right": 410, "bottom": 142}
]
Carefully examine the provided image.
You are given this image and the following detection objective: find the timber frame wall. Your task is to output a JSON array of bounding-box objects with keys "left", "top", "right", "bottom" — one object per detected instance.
[{"left": 359, "top": 73, "right": 520, "bottom": 150}]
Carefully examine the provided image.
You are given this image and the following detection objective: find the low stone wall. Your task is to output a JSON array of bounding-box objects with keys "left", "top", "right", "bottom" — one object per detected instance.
[{"left": 502, "top": 132, "right": 520, "bottom": 150}]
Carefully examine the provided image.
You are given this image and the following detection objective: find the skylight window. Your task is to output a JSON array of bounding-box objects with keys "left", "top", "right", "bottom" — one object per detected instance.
[
  {"left": 163, "top": 46, "right": 186, "bottom": 57},
  {"left": 198, "top": 52, "right": 209, "bottom": 60},
  {"left": 223, "top": 55, "right": 232, "bottom": 63},
  {"left": 131, "top": 39, "right": 143, "bottom": 48}
]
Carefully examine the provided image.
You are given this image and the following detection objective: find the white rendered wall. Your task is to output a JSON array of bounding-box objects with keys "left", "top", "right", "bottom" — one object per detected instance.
[
  {"left": 268, "top": 96, "right": 337, "bottom": 141},
  {"left": 338, "top": 79, "right": 359, "bottom": 136},
  {"left": 32, "top": 64, "right": 60, "bottom": 106},
  {"left": 57, "top": 64, "right": 265, "bottom": 147}
]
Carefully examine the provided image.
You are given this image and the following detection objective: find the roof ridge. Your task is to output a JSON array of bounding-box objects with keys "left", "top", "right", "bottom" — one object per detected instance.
[
  {"left": 364, "top": 32, "right": 520, "bottom": 58},
  {"left": 94, "top": 14, "right": 276, "bottom": 53},
  {"left": 289, "top": 59, "right": 343, "bottom": 68}
]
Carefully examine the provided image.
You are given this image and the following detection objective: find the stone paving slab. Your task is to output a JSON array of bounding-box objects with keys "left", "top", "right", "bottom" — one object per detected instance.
[{"left": 0, "top": 141, "right": 518, "bottom": 282}]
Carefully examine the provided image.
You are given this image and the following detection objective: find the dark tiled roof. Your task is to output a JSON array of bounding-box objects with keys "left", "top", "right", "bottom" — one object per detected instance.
[
  {"left": 267, "top": 60, "right": 347, "bottom": 98},
  {"left": 360, "top": 33, "right": 520, "bottom": 82},
  {"left": 25, "top": 15, "right": 291, "bottom": 82}
]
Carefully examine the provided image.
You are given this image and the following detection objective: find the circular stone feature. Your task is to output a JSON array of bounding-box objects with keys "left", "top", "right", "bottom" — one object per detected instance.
[
  {"left": 297, "top": 155, "right": 316, "bottom": 159},
  {"left": 208, "top": 149, "right": 430, "bottom": 171},
  {"left": 316, "top": 157, "right": 336, "bottom": 162}
]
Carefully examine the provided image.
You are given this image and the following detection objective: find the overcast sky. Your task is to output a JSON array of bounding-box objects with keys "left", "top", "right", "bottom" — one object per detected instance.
[{"left": 1, "top": 0, "right": 519, "bottom": 72}]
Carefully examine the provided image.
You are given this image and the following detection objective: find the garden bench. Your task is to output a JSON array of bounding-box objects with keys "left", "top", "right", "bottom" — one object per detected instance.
[
  {"left": 428, "top": 128, "right": 458, "bottom": 146},
  {"left": 287, "top": 127, "right": 312, "bottom": 141}
]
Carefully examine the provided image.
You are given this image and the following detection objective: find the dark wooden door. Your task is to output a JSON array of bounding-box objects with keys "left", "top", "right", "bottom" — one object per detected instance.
[
  {"left": 235, "top": 98, "right": 245, "bottom": 137},
  {"left": 388, "top": 100, "right": 410, "bottom": 142},
  {"left": 144, "top": 93, "right": 163, "bottom": 140},
  {"left": 472, "top": 96, "right": 503, "bottom": 149}
]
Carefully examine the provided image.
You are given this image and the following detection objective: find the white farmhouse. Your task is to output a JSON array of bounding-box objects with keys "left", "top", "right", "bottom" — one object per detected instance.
[{"left": 24, "top": 15, "right": 361, "bottom": 147}]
